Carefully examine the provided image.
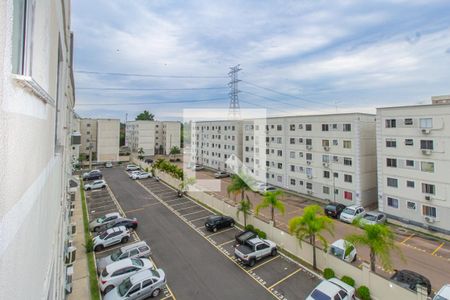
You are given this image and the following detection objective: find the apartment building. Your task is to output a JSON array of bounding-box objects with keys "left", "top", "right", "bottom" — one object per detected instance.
[
  {"left": 0, "top": 0, "right": 76, "bottom": 299},
  {"left": 126, "top": 121, "right": 181, "bottom": 156},
  {"left": 243, "top": 114, "right": 377, "bottom": 207},
  {"left": 80, "top": 118, "right": 120, "bottom": 162},
  {"left": 191, "top": 121, "right": 243, "bottom": 171},
  {"left": 377, "top": 102, "right": 450, "bottom": 234}
]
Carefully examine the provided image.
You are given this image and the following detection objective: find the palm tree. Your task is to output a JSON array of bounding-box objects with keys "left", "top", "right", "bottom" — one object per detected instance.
[
  {"left": 255, "top": 190, "right": 285, "bottom": 226},
  {"left": 236, "top": 196, "right": 252, "bottom": 227},
  {"left": 289, "top": 205, "right": 334, "bottom": 270},
  {"left": 345, "top": 223, "right": 401, "bottom": 273},
  {"left": 137, "top": 147, "right": 145, "bottom": 160},
  {"left": 179, "top": 176, "right": 196, "bottom": 194},
  {"left": 227, "top": 171, "right": 253, "bottom": 204}
]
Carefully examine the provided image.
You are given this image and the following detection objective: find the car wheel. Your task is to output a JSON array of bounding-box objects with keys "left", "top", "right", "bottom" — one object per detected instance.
[
  {"left": 121, "top": 236, "right": 129, "bottom": 243},
  {"left": 94, "top": 245, "right": 104, "bottom": 252},
  {"left": 102, "top": 185, "right": 106, "bottom": 189},
  {"left": 213, "top": 227, "right": 217, "bottom": 233},
  {"left": 151, "top": 288, "right": 161, "bottom": 298},
  {"left": 248, "top": 258, "right": 256, "bottom": 267},
  {"left": 271, "top": 248, "right": 277, "bottom": 256},
  {"left": 104, "top": 285, "right": 114, "bottom": 294},
  {"left": 86, "top": 187, "right": 91, "bottom": 191},
  {"left": 93, "top": 226, "right": 99, "bottom": 232},
  {"left": 352, "top": 254, "right": 357, "bottom": 263}
]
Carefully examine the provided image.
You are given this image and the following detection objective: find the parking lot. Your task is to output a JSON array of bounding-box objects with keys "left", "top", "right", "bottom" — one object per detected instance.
[{"left": 102, "top": 166, "right": 321, "bottom": 300}]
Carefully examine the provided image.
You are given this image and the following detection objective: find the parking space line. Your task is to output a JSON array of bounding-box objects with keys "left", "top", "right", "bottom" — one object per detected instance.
[
  {"left": 170, "top": 201, "right": 192, "bottom": 208},
  {"left": 432, "top": 242, "right": 445, "bottom": 255},
  {"left": 95, "top": 244, "right": 123, "bottom": 254},
  {"left": 181, "top": 210, "right": 206, "bottom": 217},
  {"left": 249, "top": 255, "right": 280, "bottom": 271},
  {"left": 189, "top": 216, "right": 209, "bottom": 222},
  {"left": 165, "top": 198, "right": 184, "bottom": 204},
  {"left": 268, "top": 268, "right": 302, "bottom": 289},
  {"left": 400, "top": 233, "right": 415, "bottom": 244},
  {"left": 206, "top": 227, "right": 235, "bottom": 237},
  {"left": 218, "top": 239, "right": 235, "bottom": 247},
  {"left": 176, "top": 205, "right": 200, "bottom": 212}
]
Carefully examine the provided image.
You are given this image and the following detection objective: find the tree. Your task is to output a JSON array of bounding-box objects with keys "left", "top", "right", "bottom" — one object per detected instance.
[
  {"left": 255, "top": 190, "right": 285, "bottom": 226},
  {"left": 137, "top": 147, "right": 145, "bottom": 160},
  {"left": 345, "top": 223, "right": 401, "bottom": 273},
  {"left": 237, "top": 196, "right": 252, "bottom": 227},
  {"left": 119, "top": 123, "right": 125, "bottom": 146},
  {"left": 135, "top": 110, "right": 155, "bottom": 121},
  {"left": 179, "top": 176, "right": 196, "bottom": 194},
  {"left": 169, "top": 146, "right": 181, "bottom": 156},
  {"left": 227, "top": 171, "right": 254, "bottom": 204},
  {"left": 289, "top": 205, "right": 334, "bottom": 270}
]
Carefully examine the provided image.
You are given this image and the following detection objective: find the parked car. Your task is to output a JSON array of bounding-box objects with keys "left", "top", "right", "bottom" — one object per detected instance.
[
  {"left": 144, "top": 158, "right": 153, "bottom": 164},
  {"left": 359, "top": 211, "right": 387, "bottom": 227},
  {"left": 84, "top": 179, "right": 107, "bottom": 191},
  {"left": 89, "top": 212, "right": 121, "bottom": 232},
  {"left": 93, "top": 226, "right": 130, "bottom": 252},
  {"left": 324, "top": 202, "right": 346, "bottom": 219},
  {"left": 306, "top": 278, "right": 355, "bottom": 300},
  {"left": 214, "top": 171, "right": 230, "bottom": 178},
  {"left": 126, "top": 164, "right": 140, "bottom": 171},
  {"left": 83, "top": 169, "right": 101, "bottom": 179},
  {"left": 235, "top": 230, "right": 257, "bottom": 245},
  {"left": 131, "top": 172, "right": 152, "bottom": 180},
  {"left": 204, "top": 215, "right": 235, "bottom": 232},
  {"left": 106, "top": 217, "right": 139, "bottom": 231},
  {"left": 234, "top": 237, "right": 277, "bottom": 267},
  {"left": 258, "top": 185, "right": 277, "bottom": 194},
  {"left": 339, "top": 205, "right": 365, "bottom": 224},
  {"left": 104, "top": 268, "right": 166, "bottom": 300},
  {"left": 97, "top": 241, "right": 152, "bottom": 274},
  {"left": 105, "top": 162, "right": 113, "bottom": 168},
  {"left": 192, "top": 164, "right": 204, "bottom": 171},
  {"left": 83, "top": 171, "right": 103, "bottom": 181},
  {"left": 329, "top": 239, "right": 357, "bottom": 263},
  {"left": 100, "top": 258, "right": 154, "bottom": 294},
  {"left": 390, "top": 269, "right": 432, "bottom": 296},
  {"left": 128, "top": 170, "right": 141, "bottom": 178},
  {"left": 434, "top": 284, "right": 450, "bottom": 300}
]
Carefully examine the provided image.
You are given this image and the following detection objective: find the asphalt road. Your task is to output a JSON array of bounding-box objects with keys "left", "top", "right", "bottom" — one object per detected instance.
[{"left": 102, "top": 167, "right": 277, "bottom": 300}]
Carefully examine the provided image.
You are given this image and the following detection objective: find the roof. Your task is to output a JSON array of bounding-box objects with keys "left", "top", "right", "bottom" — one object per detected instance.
[
  {"left": 331, "top": 239, "right": 348, "bottom": 249},
  {"left": 121, "top": 241, "right": 148, "bottom": 251},
  {"left": 105, "top": 212, "right": 120, "bottom": 218},
  {"left": 436, "top": 284, "right": 450, "bottom": 298},
  {"left": 377, "top": 102, "right": 450, "bottom": 111},
  {"left": 130, "top": 269, "right": 157, "bottom": 284},
  {"left": 106, "top": 258, "right": 135, "bottom": 272}
]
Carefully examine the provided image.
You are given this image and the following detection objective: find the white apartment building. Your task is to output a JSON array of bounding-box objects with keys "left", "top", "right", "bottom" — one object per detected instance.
[
  {"left": 80, "top": 118, "right": 120, "bottom": 162},
  {"left": 377, "top": 102, "right": 450, "bottom": 234},
  {"left": 0, "top": 0, "right": 76, "bottom": 299},
  {"left": 243, "top": 114, "right": 377, "bottom": 207},
  {"left": 191, "top": 121, "right": 243, "bottom": 171},
  {"left": 126, "top": 121, "right": 181, "bottom": 156}
]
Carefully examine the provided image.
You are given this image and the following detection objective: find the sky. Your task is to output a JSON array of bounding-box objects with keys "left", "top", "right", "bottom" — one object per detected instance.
[{"left": 72, "top": 0, "right": 450, "bottom": 122}]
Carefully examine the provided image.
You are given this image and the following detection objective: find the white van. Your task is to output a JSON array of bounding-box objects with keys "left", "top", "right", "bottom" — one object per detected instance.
[{"left": 329, "top": 239, "right": 357, "bottom": 263}]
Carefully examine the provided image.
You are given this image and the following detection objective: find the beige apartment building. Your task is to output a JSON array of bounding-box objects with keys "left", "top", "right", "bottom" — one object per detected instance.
[
  {"left": 377, "top": 101, "right": 450, "bottom": 234},
  {"left": 80, "top": 118, "right": 120, "bottom": 162},
  {"left": 126, "top": 121, "right": 181, "bottom": 156}
]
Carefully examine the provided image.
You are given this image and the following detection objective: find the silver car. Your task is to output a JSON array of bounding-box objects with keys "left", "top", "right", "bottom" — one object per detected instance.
[
  {"left": 97, "top": 241, "right": 152, "bottom": 274},
  {"left": 104, "top": 268, "right": 167, "bottom": 300},
  {"left": 359, "top": 211, "right": 387, "bottom": 227},
  {"left": 93, "top": 226, "right": 130, "bottom": 252},
  {"left": 89, "top": 212, "right": 121, "bottom": 232},
  {"left": 84, "top": 179, "right": 106, "bottom": 191}
]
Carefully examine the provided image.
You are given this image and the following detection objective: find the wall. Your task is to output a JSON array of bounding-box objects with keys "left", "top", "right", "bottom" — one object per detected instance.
[{"left": 97, "top": 119, "right": 120, "bottom": 162}]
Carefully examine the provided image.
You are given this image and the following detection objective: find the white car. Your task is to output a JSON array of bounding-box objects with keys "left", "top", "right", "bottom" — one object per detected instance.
[
  {"left": 192, "top": 164, "right": 204, "bottom": 171},
  {"left": 306, "top": 278, "right": 355, "bottom": 300},
  {"left": 126, "top": 164, "right": 140, "bottom": 171},
  {"left": 339, "top": 205, "right": 365, "bottom": 224},
  {"left": 128, "top": 170, "right": 141, "bottom": 178},
  {"left": 434, "top": 284, "right": 450, "bottom": 300},
  {"left": 105, "top": 162, "right": 113, "bottom": 168},
  {"left": 131, "top": 172, "right": 151, "bottom": 180},
  {"left": 100, "top": 258, "right": 154, "bottom": 294},
  {"left": 329, "top": 239, "right": 357, "bottom": 263},
  {"left": 84, "top": 179, "right": 107, "bottom": 191},
  {"left": 258, "top": 185, "right": 277, "bottom": 194},
  {"left": 89, "top": 212, "right": 121, "bottom": 232},
  {"left": 93, "top": 226, "right": 130, "bottom": 252}
]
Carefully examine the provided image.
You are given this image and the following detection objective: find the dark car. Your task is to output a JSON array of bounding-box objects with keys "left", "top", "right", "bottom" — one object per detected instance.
[
  {"left": 105, "top": 217, "right": 138, "bottom": 231},
  {"left": 235, "top": 230, "right": 257, "bottom": 245},
  {"left": 390, "top": 269, "right": 432, "bottom": 296},
  {"left": 204, "top": 215, "right": 235, "bottom": 232},
  {"left": 144, "top": 158, "right": 154, "bottom": 164},
  {"left": 83, "top": 172, "right": 102, "bottom": 181},
  {"left": 324, "top": 202, "right": 346, "bottom": 219}
]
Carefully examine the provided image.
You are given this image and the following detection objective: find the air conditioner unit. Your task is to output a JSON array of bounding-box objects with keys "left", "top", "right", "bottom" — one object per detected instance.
[
  {"left": 424, "top": 216, "right": 435, "bottom": 223},
  {"left": 323, "top": 162, "right": 329, "bottom": 168},
  {"left": 425, "top": 195, "right": 432, "bottom": 201},
  {"left": 70, "top": 223, "right": 76, "bottom": 234},
  {"left": 65, "top": 266, "right": 74, "bottom": 294},
  {"left": 422, "top": 149, "right": 432, "bottom": 155},
  {"left": 421, "top": 128, "right": 431, "bottom": 134},
  {"left": 65, "top": 246, "right": 76, "bottom": 265},
  {"left": 306, "top": 145, "right": 312, "bottom": 150},
  {"left": 307, "top": 190, "right": 313, "bottom": 195},
  {"left": 307, "top": 160, "right": 311, "bottom": 165},
  {"left": 323, "top": 146, "right": 330, "bottom": 151}
]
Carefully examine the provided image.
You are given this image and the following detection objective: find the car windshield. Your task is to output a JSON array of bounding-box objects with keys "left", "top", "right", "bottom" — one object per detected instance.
[
  {"left": 118, "top": 278, "right": 133, "bottom": 297},
  {"left": 342, "top": 208, "right": 355, "bottom": 215},
  {"left": 310, "top": 289, "right": 331, "bottom": 300},
  {"left": 96, "top": 217, "right": 105, "bottom": 223},
  {"left": 151, "top": 270, "right": 160, "bottom": 278},
  {"left": 434, "top": 296, "right": 448, "bottom": 300},
  {"left": 330, "top": 246, "right": 344, "bottom": 258},
  {"left": 99, "top": 231, "right": 108, "bottom": 239},
  {"left": 131, "top": 258, "right": 143, "bottom": 267},
  {"left": 325, "top": 205, "right": 337, "bottom": 211},
  {"left": 111, "top": 249, "right": 123, "bottom": 261},
  {"left": 364, "top": 214, "right": 377, "bottom": 221}
]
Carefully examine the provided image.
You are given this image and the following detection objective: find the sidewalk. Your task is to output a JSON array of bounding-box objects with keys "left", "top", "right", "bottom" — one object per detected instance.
[{"left": 67, "top": 189, "right": 91, "bottom": 300}]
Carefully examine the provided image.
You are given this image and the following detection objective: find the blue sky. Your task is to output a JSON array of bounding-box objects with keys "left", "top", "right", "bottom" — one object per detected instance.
[{"left": 72, "top": 0, "right": 450, "bottom": 121}]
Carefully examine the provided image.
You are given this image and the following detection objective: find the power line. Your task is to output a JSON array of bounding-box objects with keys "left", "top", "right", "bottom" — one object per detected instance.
[
  {"left": 75, "top": 70, "right": 227, "bottom": 79},
  {"left": 239, "top": 99, "right": 291, "bottom": 114},
  {"left": 76, "top": 86, "right": 228, "bottom": 91},
  {"left": 241, "top": 90, "right": 306, "bottom": 109},
  {"left": 75, "top": 97, "right": 228, "bottom": 106}
]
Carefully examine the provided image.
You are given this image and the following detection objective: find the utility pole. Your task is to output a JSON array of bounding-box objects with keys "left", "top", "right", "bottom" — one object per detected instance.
[{"left": 228, "top": 64, "right": 241, "bottom": 119}]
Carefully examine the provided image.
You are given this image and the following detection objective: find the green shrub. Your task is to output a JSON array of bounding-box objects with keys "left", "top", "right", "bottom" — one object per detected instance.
[
  {"left": 145, "top": 167, "right": 149, "bottom": 172},
  {"left": 257, "top": 230, "right": 267, "bottom": 239},
  {"left": 340, "top": 275, "right": 355, "bottom": 287},
  {"left": 84, "top": 235, "right": 94, "bottom": 253},
  {"left": 356, "top": 286, "right": 371, "bottom": 300},
  {"left": 323, "top": 268, "right": 335, "bottom": 279},
  {"left": 245, "top": 224, "right": 255, "bottom": 232}
]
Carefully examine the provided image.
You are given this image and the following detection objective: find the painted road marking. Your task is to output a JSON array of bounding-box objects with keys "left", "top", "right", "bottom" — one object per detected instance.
[
  {"left": 181, "top": 209, "right": 206, "bottom": 217},
  {"left": 249, "top": 255, "right": 280, "bottom": 271},
  {"left": 189, "top": 216, "right": 209, "bottom": 222},
  {"left": 170, "top": 201, "right": 194, "bottom": 208},
  {"left": 400, "top": 233, "right": 415, "bottom": 244},
  {"left": 218, "top": 239, "right": 235, "bottom": 247},
  {"left": 432, "top": 242, "right": 445, "bottom": 256},
  {"left": 268, "top": 268, "right": 302, "bottom": 290},
  {"left": 206, "top": 227, "right": 235, "bottom": 237},
  {"left": 176, "top": 205, "right": 200, "bottom": 212}
]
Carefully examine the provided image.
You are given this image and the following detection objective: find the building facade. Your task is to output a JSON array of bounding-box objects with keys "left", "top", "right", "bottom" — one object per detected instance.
[
  {"left": 79, "top": 118, "right": 120, "bottom": 162},
  {"left": 126, "top": 121, "right": 181, "bottom": 156},
  {"left": 0, "top": 0, "right": 76, "bottom": 299},
  {"left": 377, "top": 102, "right": 450, "bottom": 234}
]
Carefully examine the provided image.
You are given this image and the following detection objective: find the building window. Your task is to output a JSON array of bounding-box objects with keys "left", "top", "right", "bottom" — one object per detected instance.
[
  {"left": 322, "top": 155, "right": 330, "bottom": 163},
  {"left": 405, "top": 160, "right": 414, "bottom": 167},
  {"left": 420, "top": 140, "right": 433, "bottom": 150},
  {"left": 322, "top": 124, "right": 329, "bottom": 131},
  {"left": 323, "top": 186, "right": 330, "bottom": 194},
  {"left": 407, "top": 180, "right": 415, "bottom": 188},
  {"left": 333, "top": 172, "right": 339, "bottom": 178},
  {"left": 404, "top": 118, "right": 413, "bottom": 125},
  {"left": 421, "top": 161, "right": 434, "bottom": 173},
  {"left": 277, "top": 163, "right": 283, "bottom": 169},
  {"left": 322, "top": 139, "right": 330, "bottom": 147},
  {"left": 290, "top": 124, "right": 295, "bottom": 131},
  {"left": 387, "top": 197, "right": 399, "bottom": 208},
  {"left": 277, "top": 125, "right": 282, "bottom": 131},
  {"left": 306, "top": 182, "right": 313, "bottom": 190},
  {"left": 422, "top": 183, "right": 435, "bottom": 195},
  {"left": 343, "top": 157, "right": 352, "bottom": 166},
  {"left": 343, "top": 140, "right": 351, "bottom": 149},
  {"left": 299, "top": 138, "right": 303, "bottom": 144},
  {"left": 385, "top": 119, "right": 396, "bottom": 128},
  {"left": 290, "top": 165, "right": 295, "bottom": 172},
  {"left": 87, "top": 123, "right": 91, "bottom": 127},
  {"left": 386, "top": 158, "right": 397, "bottom": 167},
  {"left": 277, "top": 150, "right": 283, "bottom": 157},
  {"left": 343, "top": 124, "right": 351, "bottom": 131},
  {"left": 305, "top": 139, "right": 312, "bottom": 146},
  {"left": 405, "top": 139, "right": 414, "bottom": 146},
  {"left": 277, "top": 137, "right": 282, "bottom": 144},
  {"left": 407, "top": 201, "right": 416, "bottom": 210},
  {"left": 419, "top": 118, "right": 432, "bottom": 129},
  {"left": 12, "top": 0, "right": 36, "bottom": 75},
  {"left": 305, "top": 124, "right": 312, "bottom": 131},
  {"left": 344, "top": 174, "right": 352, "bottom": 183},
  {"left": 290, "top": 178, "right": 296, "bottom": 185},
  {"left": 422, "top": 205, "right": 437, "bottom": 218},
  {"left": 306, "top": 153, "right": 313, "bottom": 160},
  {"left": 344, "top": 191, "right": 352, "bottom": 200},
  {"left": 299, "top": 152, "right": 304, "bottom": 158},
  {"left": 333, "top": 139, "right": 339, "bottom": 146},
  {"left": 289, "top": 151, "right": 295, "bottom": 158},
  {"left": 386, "top": 139, "right": 397, "bottom": 148},
  {"left": 323, "top": 171, "right": 330, "bottom": 178},
  {"left": 387, "top": 177, "right": 398, "bottom": 187}
]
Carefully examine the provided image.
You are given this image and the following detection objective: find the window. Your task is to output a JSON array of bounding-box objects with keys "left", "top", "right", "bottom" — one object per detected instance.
[
  {"left": 387, "top": 177, "right": 398, "bottom": 187},
  {"left": 305, "top": 139, "right": 312, "bottom": 146},
  {"left": 386, "top": 139, "right": 397, "bottom": 148},
  {"left": 385, "top": 119, "right": 396, "bottom": 128},
  {"left": 277, "top": 125, "right": 282, "bottom": 131},
  {"left": 306, "top": 153, "right": 312, "bottom": 160},
  {"left": 404, "top": 118, "right": 413, "bottom": 125},
  {"left": 277, "top": 150, "right": 282, "bottom": 157},
  {"left": 299, "top": 152, "right": 303, "bottom": 158},
  {"left": 344, "top": 191, "right": 352, "bottom": 200},
  {"left": 322, "top": 124, "right": 329, "bottom": 131},
  {"left": 387, "top": 197, "right": 399, "bottom": 208},
  {"left": 290, "top": 124, "right": 295, "bottom": 131},
  {"left": 322, "top": 155, "right": 330, "bottom": 163},
  {"left": 343, "top": 124, "right": 351, "bottom": 131},
  {"left": 333, "top": 139, "right": 338, "bottom": 146},
  {"left": 290, "top": 151, "right": 295, "bottom": 158},
  {"left": 305, "top": 124, "right": 312, "bottom": 131},
  {"left": 323, "top": 186, "right": 330, "bottom": 194},
  {"left": 386, "top": 158, "right": 397, "bottom": 167},
  {"left": 421, "top": 161, "right": 434, "bottom": 173},
  {"left": 333, "top": 172, "right": 338, "bottom": 178},
  {"left": 277, "top": 175, "right": 282, "bottom": 182},
  {"left": 298, "top": 124, "right": 303, "bottom": 129},
  {"left": 306, "top": 182, "right": 313, "bottom": 189},
  {"left": 290, "top": 138, "right": 295, "bottom": 145},
  {"left": 344, "top": 174, "right": 352, "bottom": 183},
  {"left": 343, "top": 157, "right": 352, "bottom": 166},
  {"left": 407, "top": 180, "right": 415, "bottom": 188},
  {"left": 290, "top": 165, "right": 295, "bottom": 172},
  {"left": 12, "top": 0, "right": 36, "bottom": 75},
  {"left": 343, "top": 140, "right": 351, "bottom": 149},
  {"left": 276, "top": 137, "right": 282, "bottom": 144},
  {"left": 419, "top": 118, "right": 432, "bottom": 129},
  {"left": 422, "top": 183, "right": 435, "bottom": 195},
  {"left": 407, "top": 201, "right": 416, "bottom": 210},
  {"left": 420, "top": 140, "right": 433, "bottom": 150},
  {"left": 290, "top": 179, "right": 296, "bottom": 185},
  {"left": 277, "top": 163, "right": 283, "bottom": 169},
  {"left": 323, "top": 171, "right": 330, "bottom": 178},
  {"left": 405, "top": 139, "right": 414, "bottom": 146},
  {"left": 422, "top": 205, "right": 437, "bottom": 218},
  {"left": 405, "top": 160, "right": 414, "bottom": 167}
]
